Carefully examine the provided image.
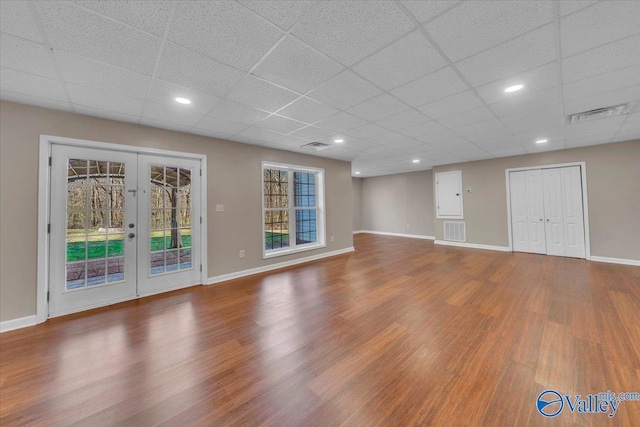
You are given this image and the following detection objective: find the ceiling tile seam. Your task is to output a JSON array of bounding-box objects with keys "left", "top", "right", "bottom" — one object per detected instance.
[
  {"left": 609, "top": 99, "right": 639, "bottom": 143},
  {"left": 552, "top": 0, "right": 567, "bottom": 149},
  {"left": 28, "top": 1, "right": 75, "bottom": 112},
  {"left": 408, "top": 0, "right": 466, "bottom": 25},
  {"left": 559, "top": 0, "right": 603, "bottom": 19},
  {"left": 138, "top": 1, "right": 178, "bottom": 125},
  {"left": 64, "top": 0, "right": 167, "bottom": 39},
  {"left": 394, "top": 1, "right": 505, "bottom": 158}
]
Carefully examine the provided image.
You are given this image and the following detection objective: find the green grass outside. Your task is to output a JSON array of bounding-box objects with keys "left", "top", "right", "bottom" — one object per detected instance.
[
  {"left": 66, "top": 232, "right": 191, "bottom": 262},
  {"left": 265, "top": 231, "right": 289, "bottom": 248}
]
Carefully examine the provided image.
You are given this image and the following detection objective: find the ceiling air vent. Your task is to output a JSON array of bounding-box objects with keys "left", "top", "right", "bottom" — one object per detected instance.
[
  {"left": 301, "top": 141, "right": 333, "bottom": 151},
  {"left": 568, "top": 102, "right": 635, "bottom": 124}
]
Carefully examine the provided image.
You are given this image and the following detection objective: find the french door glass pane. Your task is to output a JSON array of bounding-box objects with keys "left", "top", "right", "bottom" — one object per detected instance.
[
  {"left": 66, "top": 159, "right": 125, "bottom": 290},
  {"left": 149, "top": 165, "right": 192, "bottom": 276}
]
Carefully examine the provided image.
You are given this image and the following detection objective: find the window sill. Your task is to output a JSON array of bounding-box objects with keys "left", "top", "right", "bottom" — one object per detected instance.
[{"left": 263, "top": 243, "right": 326, "bottom": 260}]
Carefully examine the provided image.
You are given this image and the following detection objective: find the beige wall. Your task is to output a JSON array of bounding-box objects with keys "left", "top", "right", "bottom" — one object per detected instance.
[
  {"left": 0, "top": 101, "right": 354, "bottom": 322},
  {"left": 360, "top": 170, "right": 434, "bottom": 237},
  {"left": 433, "top": 140, "right": 640, "bottom": 260},
  {"left": 352, "top": 178, "right": 362, "bottom": 231}
]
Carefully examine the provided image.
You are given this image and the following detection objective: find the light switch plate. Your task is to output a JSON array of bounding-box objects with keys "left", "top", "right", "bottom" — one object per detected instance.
[{"left": 216, "top": 204, "right": 224, "bottom": 212}]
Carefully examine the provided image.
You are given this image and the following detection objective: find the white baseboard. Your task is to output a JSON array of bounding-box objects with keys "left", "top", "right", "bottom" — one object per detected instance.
[
  {"left": 589, "top": 256, "right": 640, "bottom": 266},
  {"left": 0, "top": 315, "right": 37, "bottom": 333},
  {"left": 207, "top": 247, "right": 355, "bottom": 285},
  {"left": 355, "top": 230, "right": 435, "bottom": 240},
  {"left": 434, "top": 240, "right": 511, "bottom": 252}
]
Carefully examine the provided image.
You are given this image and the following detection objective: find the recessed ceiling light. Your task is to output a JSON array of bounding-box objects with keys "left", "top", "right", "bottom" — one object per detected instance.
[
  {"left": 354, "top": 171, "right": 361, "bottom": 175},
  {"left": 535, "top": 138, "right": 548, "bottom": 144},
  {"left": 334, "top": 139, "right": 344, "bottom": 143},
  {"left": 504, "top": 84, "right": 524, "bottom": 93},
  {"left": 175, "top": 97, "right": 191, "bottom": 105},
  {"left": 412, "top": 159, "right": 420, "bottom": 163}
]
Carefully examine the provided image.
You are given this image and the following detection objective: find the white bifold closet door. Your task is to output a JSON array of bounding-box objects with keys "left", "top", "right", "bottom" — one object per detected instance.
[{"left": 509, "top": 166, "right": 586, "bottom": 258}]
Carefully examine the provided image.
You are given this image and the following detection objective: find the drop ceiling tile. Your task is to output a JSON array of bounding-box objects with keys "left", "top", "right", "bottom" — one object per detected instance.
[
  {"left": 0, "top": 68, "right": 67, "bottom": 102},
  {"left": 147, "top": 79, "right": 220, "bottom": 114},
  {"left": 275, "top": 96, "right": 338, "bottom": 124},
  {"left": 562, "top": 34, "right": 640, "bottom": 83},
  {"left": 55, "top": 50, "right": 151, "bottom": 100},
  {"left": 426, "top": 1, "right": 553, "bottom": 62},
  {"left": 464, "top": 126, "right": 515, "bottom": 143},
  {"left": 401, "top": 1, "right": 460, "bottom": 23},
  {"left": 564, "top": 85, "right": 640, "bottom": 115},
  {"left": 474, "top": 62, "right": 559, "bottom": 105},
  {"left": 352, "top": 31, "right": 446, "bottom": 90},
  {"left": 238, "top": 0, "right": 315, "bottom": 31},
  {"left": 74, "top": 105, "right": 139, "bottom": 124},
  {"left": 346, "top": 139, "right": 383, "bottom": 152},
  {"left": 315, "top": 111, "right": 367, "bottom": 133},
  {"left": 276, "top": 134, "right": 316, "bottom": 148},
  {"left": 563, "top": 65, "right": 640, "bottom": 101},
  {"left": 291, "top": 1, "right": 415, "bottom": 66},
  {"left": 390, "top": 67, "right": 468, "bottom": 107},
  {"left": 226, "top": 74, "right": 300, "bottom": 113},
  {"left": 67, "top": 83, "right": 144, "bottom": 116},
  {"left": 513, "top": 128, "right": 564, "bottom": 144},
  {"left": 489, "top": 147, "right": 527, "bottom": 157},
  {"left": 489, "top": 86, "right": 561, "bottom": 117},
  {"left": 170, "top": 1, "right": 283, "bottom": 71},
  {"left": 377, "top": 109, "right": 431, "bottom": 131},
  {"left": 346, "top": 93, "right": 409, "bottom": 122},
  {"left": 194, "top": 115, "right": 249, "bottom": 135},
  {"left": 559, "top": 1, "right": 598, "bottom": 17},
  {"left": 437, "top": 106, "right": 495, "bottom": 127},
  {"left": 566, "top": 135, "right": 614, "bottom": 147},
  {"left": 254, "top": 36, "right": 345, "bottom": 94},
  {"left": 289, "top": 125, "right": 334, "bottom": 141},
  {"left": 207, "top": 98, "right": 270, "bottom": 126},
  {"left": 237, "top": 126, "right": 286, "bottom": 143},
  {"left": 345, "top": 123, "right": 392, "bottom": 139},
  {"left": 399, "top": 120, "right": 448, "bottom": 138},
  {"left": 307, "top": 70, "right": 382, "bottom": 110},
  {"left": 140, "top": 118, "right": 192, "bottom": 133},
  {"left": 142, "top": 101, "right": 205, "bottom": 127},
  {"left": 524, "top": 140, "right": 566, "bottom": 153},
  {"left": 501, "top": 104, "right": 564, "bottom": 134},
  {"left": 72, "top": 0, "right": 171, "bottom": 36},
  {"left": 455, "top": 25, "right": 556, "bottom": 87},
  {"left": 368, "top": 131, "right": 407, "bottom": 144},
  {"left": 0, "top": 34, "right": 58, "bottom": 79},
  {"left": 156, "top": 42, "right": 245, "bottom": 97},
  {"left": 0, "top": 89, "right": 71, "bottom": 112},
  {"left": 191, "top": 128, "right": 234, "bottom": 141},
  {"left": 561, "top": 1, "right": 640, "bottom": 57},
  {"left": 474, "top": 136, "right": 519, "bottom": 150},
  {"left": 613, "top": 128, "right": 640, "bottom": 142},
  {"left": 417, "top": 90, "right": 484, "bottom": 119},
  {"left": 0, "top": 0, "right": 43, "bottom": 42},
  {"left": 36, "top": 1, "right": 161, "bottom": 75},
  {"left": 565, "top": 118, "right": 627, "bottom": 139},
  {"left": 452, "top": 118, "right": 506, "bottom": 137},
  {"left": 254, "top": 114, "right": 307, "bottom": 134}
]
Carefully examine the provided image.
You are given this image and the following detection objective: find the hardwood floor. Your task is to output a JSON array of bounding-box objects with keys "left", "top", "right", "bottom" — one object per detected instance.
[{"left": 1, "top": 234, "right": 639, "bottom": 426}]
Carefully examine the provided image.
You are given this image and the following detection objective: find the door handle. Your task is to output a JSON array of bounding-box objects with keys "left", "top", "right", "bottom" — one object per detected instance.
[
  {"left": 539, "top": 218, "right": 543, "bottom": 222},
  {"left": 128, "top": 233, "right": 135, "bottom": 238},
  {"left": 546, "top": 219, "right": 550, "bottom": 222}
]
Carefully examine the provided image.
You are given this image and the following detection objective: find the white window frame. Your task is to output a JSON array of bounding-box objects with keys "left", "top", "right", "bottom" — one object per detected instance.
[{"left": 261, "top": 161, "right": 326, "bottom": 259}]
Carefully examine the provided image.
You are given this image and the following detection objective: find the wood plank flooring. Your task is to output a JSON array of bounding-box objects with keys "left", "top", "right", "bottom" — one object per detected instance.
[{"left": 1, "top": 234, "right": 639, "bottom": 426}]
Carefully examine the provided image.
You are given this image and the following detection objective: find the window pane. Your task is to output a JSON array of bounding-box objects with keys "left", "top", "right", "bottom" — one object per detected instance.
[
  {"left": 265, "top": 210, "right": 289, "bottom": 250},
  {"left": 296, "top": 209, "right": 317, "bottom": 245},
  {"left": 264, "top": 169, "right": 289, "bottom": 208},
  {"left": 294, "top": 172, "right": 316, "bottom": 207}
]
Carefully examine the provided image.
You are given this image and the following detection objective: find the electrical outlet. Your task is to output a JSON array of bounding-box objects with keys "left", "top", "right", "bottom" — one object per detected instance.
[
  {"left": 216, "top": 204, "right": 224, "bottom": 212},
  {"left": 239, "top": 250, "right": 245, "bottom": 258},
  {"left": 330, "top": 236, "right": 335, "bottom": 242}
]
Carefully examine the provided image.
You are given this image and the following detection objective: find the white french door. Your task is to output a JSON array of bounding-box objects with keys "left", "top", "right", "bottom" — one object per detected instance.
[
  {"left": 49, "top": 144, "right": 202, "bottom": 317},
  {"left": 509, "top": 165, "right": 586, "bottom": 259}
]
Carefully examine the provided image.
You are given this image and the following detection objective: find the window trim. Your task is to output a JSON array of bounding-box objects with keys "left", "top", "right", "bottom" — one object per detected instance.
[{"left": 261, "top": 161, "right": 326, "bottom": 259}]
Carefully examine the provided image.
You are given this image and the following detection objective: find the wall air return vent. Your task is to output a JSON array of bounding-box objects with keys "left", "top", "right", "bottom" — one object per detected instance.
[
  {"left": 568, "top": 102, "right": 635, "bottom": 124},
  {"left": 301, "top": 142, "right": 333, "bottom": 151},
  {"left": 444, "top": 221, "right": 466, "bottom": 242}
]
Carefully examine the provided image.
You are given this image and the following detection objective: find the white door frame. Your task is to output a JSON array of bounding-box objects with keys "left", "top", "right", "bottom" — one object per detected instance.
[
  {"left": 504, "top": 161, "right": 591, "bottom": 259},
  {"left": 36, "top": 135, "right": 208, "bottom": 324}
]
